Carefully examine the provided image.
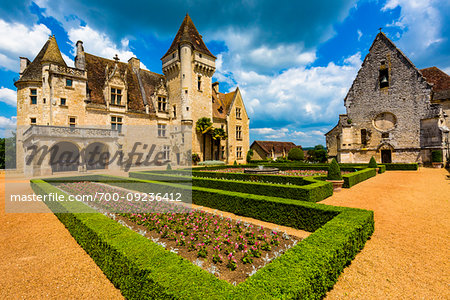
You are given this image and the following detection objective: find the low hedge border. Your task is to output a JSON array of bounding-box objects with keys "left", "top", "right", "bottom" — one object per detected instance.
[
  {"left": 342, "top": 168, "right": 377, "bottom": 188},
  {"left": 129, "top": 171, "right": 333, "bottom": 202},
  {"left": 383, "top": 163, "right": 418, "bottom": 170},
  {"left": 33, "top": 175, "right": 374, "bottom": 299}
]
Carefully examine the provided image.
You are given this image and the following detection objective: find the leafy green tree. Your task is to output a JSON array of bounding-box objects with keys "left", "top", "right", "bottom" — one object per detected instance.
[
  {"left": 195, "top": 118, "right": 213, "bottom": 161},
  {"left": 288, "top": 148, "right": 304, "bottom": 161},
  {"left": 327, "top": 158, "right": 342, "bottom": 180},
  {"left": 309, "top": 145, "right": 327, "bottom": 162},
  {"left": 211, "top": 127, "right": 227, "bottom": 160}
]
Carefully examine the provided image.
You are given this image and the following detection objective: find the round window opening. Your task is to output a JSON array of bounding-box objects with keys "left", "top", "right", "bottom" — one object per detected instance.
[{"left": 373, "top": 112, "right": 397, "bottom": 132}]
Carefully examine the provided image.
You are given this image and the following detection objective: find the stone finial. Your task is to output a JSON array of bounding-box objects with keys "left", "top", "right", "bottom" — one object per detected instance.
[{"left": 113, "top": 54, "right": 120, "bottom": 62}]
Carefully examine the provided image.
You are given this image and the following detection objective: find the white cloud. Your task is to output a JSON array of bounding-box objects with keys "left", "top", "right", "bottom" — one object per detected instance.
[
  {"left": 61, "top": 53, "right": 74, "bottom": 68},
  {"left": 0, "top": 116, "right": 17, "bottom": 137},
  {"left": 0, "top": 87, "right": 17, "bottom": 107},
  {"left": 0, "top": 19, "right": 51, "bottom": 71},
  {"left": 382, "top": 0, "right": 445, "bottom": 62},
  {"left": 357, "top": 29, "right": 363, "bottom": 41},
  {"left": 67, "top": 25, "right": 148, "bottom": 70}
]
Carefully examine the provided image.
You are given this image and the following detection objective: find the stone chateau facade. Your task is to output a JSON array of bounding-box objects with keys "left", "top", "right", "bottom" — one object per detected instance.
[
  {"left": 326, "top": 32, "right": 450, "bottom": 165},
  {"left": 14, "top": 14, "right": 249, "bottom": 175}
]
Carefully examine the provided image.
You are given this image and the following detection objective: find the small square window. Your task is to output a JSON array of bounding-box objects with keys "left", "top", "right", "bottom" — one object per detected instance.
[
  {"left": 66, "top": 79, "right": 73, "bottom": 87},
  {"left": 69, "top": 117, "right": 76, "bottom": 127},
  {"left": 60, "top": 98, "right": 66, "bottom": 106},
  {"left": 30, "top": 118, "right": 36, "bottom": 124},
  {"left": 111, "top": 116, "right": 123, "bottom": 133}
]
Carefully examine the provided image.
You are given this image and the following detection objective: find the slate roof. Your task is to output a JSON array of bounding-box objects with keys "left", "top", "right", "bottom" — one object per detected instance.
[
  {"left": 162, "top": 14, "right": 215, "bottom": 59},
  {"left": 85, "top": 53, "right": 164, "bottom": 112},
  {"left": 212, "top": 87, "right": 236, "bottom": 119},
  {"left": 15, "top": 36, "right": 67, "bottom": 84},
  {"left": 251, "top": 141, "right": 301, "bottom": 155},
  {"left": 420, "top": 67, "right": 450, "bottom": 100}
]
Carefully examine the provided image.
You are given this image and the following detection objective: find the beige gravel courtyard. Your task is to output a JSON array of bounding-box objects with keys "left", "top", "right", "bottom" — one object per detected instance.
[{"left": 0, "top": 167, "right": 448, "bottom": 299}]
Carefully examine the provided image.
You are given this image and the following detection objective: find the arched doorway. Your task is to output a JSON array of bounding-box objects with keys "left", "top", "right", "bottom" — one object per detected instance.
[
  {"left": 50, "top": 142, "right": 80, "bottom": 173},
  {"left": 378, "top": 143, "right": 394, "bottom": 163},
  {"left": 85, "top": 142, "right": 109, "bottom": 170}
]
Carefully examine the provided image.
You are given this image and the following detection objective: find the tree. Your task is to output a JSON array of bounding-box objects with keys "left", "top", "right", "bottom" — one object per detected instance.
[
  {"left": 211, "top": 127, "right": 227, "bottom": 160},
  {"left": 327, "top": 158, "right": 342, "bottom": 180},
  {"left": 195, "top": 117, "right": 213, "bottom": 161},
  {"left": 309, "top": 145, "right": 327, "bottom": 162},
  {"left": 288, "top": 148, "right": 304, "bottom": 161}
]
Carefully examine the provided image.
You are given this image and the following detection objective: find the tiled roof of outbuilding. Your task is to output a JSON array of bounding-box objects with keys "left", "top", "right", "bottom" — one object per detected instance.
[{"left": 251, "top": 141, "right": 301, "bottom": 155}]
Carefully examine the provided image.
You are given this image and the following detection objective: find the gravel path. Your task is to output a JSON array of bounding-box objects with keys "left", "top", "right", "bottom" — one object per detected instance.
[
  {"left": 323, "top": 168, "right": 449, "bottom": 299},
  {"left": 0, "top": 178, "right": 124, "bottom": 299}
]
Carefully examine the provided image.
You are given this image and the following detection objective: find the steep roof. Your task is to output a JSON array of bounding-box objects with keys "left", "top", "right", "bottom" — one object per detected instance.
[
  {"left": 251, "top": 141, "right": 301, "bottom": 155},
  {"left": 212, "top": 88, "right": 236, "bottom": 119},
  {"left": 162, "top": 14, "right": 215, "bottom": 59},
  {"left": 85, "top": 53, "right": 164, "bottom": 112},
  {"left": 15, "top": 35, "right": 67, "bottom": 84},
  {"left": 420, "top": 67, "right": 450, "bottom": 100}
]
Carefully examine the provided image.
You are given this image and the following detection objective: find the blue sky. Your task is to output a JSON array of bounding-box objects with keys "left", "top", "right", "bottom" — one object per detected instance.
[{"left": 0, "top": 0, "right": 449, "bottom": 145}]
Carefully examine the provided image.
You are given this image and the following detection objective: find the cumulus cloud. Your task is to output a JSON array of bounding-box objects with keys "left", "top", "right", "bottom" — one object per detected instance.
[
  {"left": 0, "top": 87, "right": 17, "bottom": 107},
  {"left": 382, "top": 0, "right": 450, "bottom": 69},
  {"left": 67, "top": 25, "right": 148, "bottom": 69},
  {"left": 0, "top": 19, "right": 51, "bottom": 71},
  {"left": 0, "top": 116, "right": 17, "bottom": 137}
]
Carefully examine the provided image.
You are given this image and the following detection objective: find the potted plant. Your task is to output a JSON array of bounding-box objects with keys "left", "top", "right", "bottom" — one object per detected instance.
[
  {"left": 431, "top": 150, "right": 443, "bottom": 168},
  {"left": 368, "top": 156, "right": 379, "bottom": 173},
  {"left": 326, "top": 158, "right": 344, "bottom": 191}
]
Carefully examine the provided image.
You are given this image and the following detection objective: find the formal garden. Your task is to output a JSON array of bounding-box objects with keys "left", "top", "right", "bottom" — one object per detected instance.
[{"left": 27, "top": 157, "right": 421, "bottom": 299}]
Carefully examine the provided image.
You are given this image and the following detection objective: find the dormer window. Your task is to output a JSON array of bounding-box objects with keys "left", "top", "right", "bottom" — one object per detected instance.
[
  {"left": 379, "top": 68, "right": 389, "bottom": 89},
  {"left": 158, "top": 96, "right": 167, "bottom": 112},
  {"left": 111, "top": 88, "right": 122, "bottom": 105}
]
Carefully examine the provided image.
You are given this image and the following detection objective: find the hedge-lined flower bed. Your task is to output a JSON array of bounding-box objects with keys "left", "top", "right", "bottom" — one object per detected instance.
[
  {"left": 130, "top": 171, "right": 333, "bottom": 202},
  {"left": 32, "top": 175, "right": 374, "bottom": 299},
  {"left": 55, "top": 181, "right": 301, "bottom": 283}
]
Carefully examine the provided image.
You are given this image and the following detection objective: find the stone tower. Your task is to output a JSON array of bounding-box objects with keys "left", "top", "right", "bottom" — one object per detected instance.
[{"left": 161, "top": 14, "right": 216, "bottom": 159}]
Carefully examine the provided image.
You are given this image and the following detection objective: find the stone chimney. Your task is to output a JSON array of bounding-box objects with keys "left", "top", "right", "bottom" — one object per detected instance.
[
  {"left": 128, "top": 57, "right": 140, "bottom": 72},
  {"left": 19, "top": 57, "right": 30, "bottom": 75},
  {"left": 74, "top": 40, "right": 85, "bottom": 70},
  {"left": 212, "top": 81, "right": 219, "bottom": 93}
]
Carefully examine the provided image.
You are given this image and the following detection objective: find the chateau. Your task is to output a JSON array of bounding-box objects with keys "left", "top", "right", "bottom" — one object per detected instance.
[
  {"left": 326, "top": 32, "right": 449, "bottom": 165},
  {"left": 14, "top": 14, "right": 249, "bottom": 175}
]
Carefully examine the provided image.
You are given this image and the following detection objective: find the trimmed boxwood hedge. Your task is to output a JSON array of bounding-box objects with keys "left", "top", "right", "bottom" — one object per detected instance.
[
  {"left": 32, "top": 175, "right": 374, "bottom": 299},
  {"left": 383, "top": 163, "right": 418, "bottom": 170},
  {"left": 129, "top": 171, "right": 333, "bottom": 202},
  {"left": 342, "top": 168, "right": 377, "bottom": 188}
]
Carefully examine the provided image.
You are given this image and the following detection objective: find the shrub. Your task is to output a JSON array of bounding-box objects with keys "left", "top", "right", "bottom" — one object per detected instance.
[
  {"left": 342, "top": 168, "right": 376, "bottom": 188},
  {"left": 288, "top": 148, "right": 304, "bottom": 161},
  {"left": 233, "top": 160, "right": 238, "bottom": 166},
  {"left": 368, "top": 157, "right": 377, "bottom": 168},
  {"left": 383, "top": 163, "right": 418, "bottom": 170},
  {"left": 246, "top": 149, "right": 254, "bottom": 163},
  {"left": 431, "top": 150, "right": 443, "bottom": 163},
  {"left": 130, "top": 171, "right": 333, "bottom": 202},
  {"left": 192, "top": 153, "right": 200, "bottom": 165},
  {"left": 327, "top": 158, "right": 342, "bottom": 180},
  {"left": 166, "top": 163, "right": 172, "bottom": 170}
]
